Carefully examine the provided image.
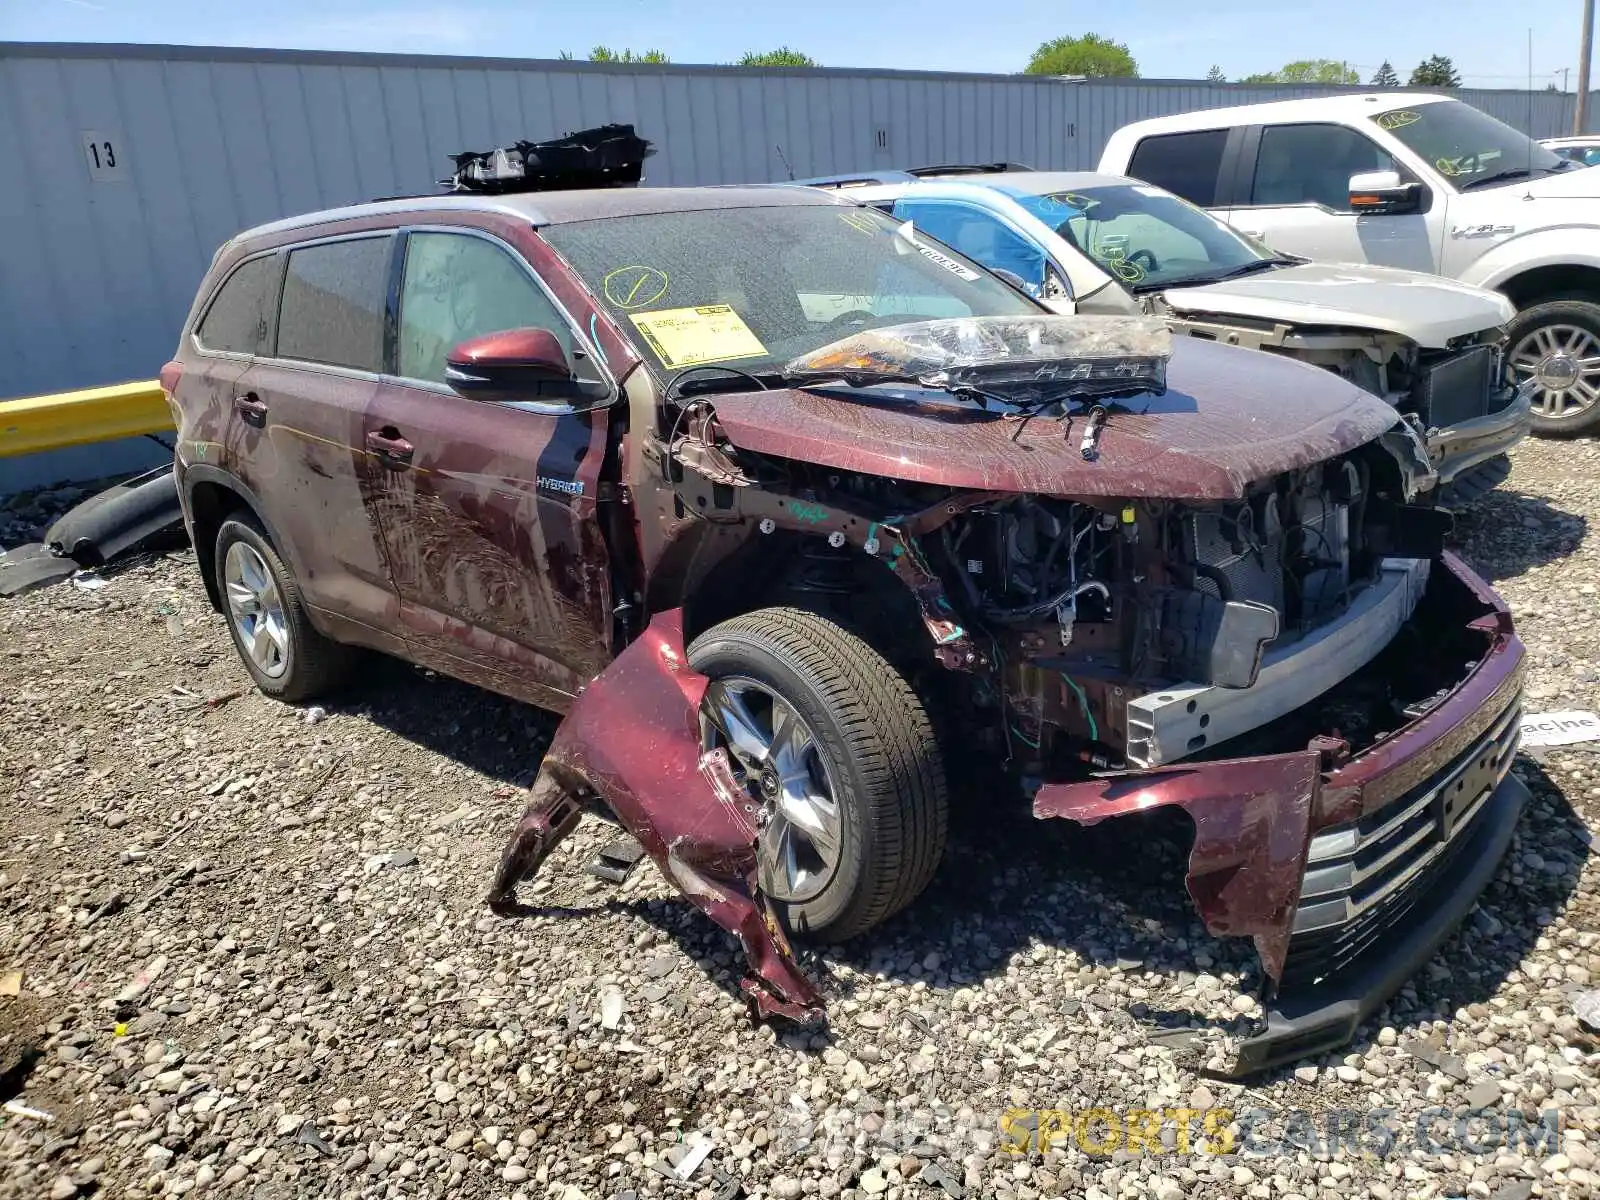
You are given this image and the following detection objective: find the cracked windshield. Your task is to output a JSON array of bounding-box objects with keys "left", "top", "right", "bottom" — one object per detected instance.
[{"left": 542, "top": 204, "right": 1036, "bottom": 377}]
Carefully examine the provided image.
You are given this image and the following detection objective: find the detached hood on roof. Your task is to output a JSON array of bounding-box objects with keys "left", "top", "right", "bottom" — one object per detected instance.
[
  {"left": 704, "top": 337, "right": 1401, "bottom": 501},
  {"left": 1159, "top": 261, "right": 1514, "bottom": 348}
]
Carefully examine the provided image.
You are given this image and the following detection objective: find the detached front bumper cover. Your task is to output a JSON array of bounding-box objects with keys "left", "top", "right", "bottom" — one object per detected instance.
[
  {"left": 490, "top": 555, "right": 1521, "bottom": 1071},
  {"left": 1036, "top": 551, "right": 1524, "bottom": 1071},
  {"left": 488, "top": 610, "right": 824, "bottom": 1023}
]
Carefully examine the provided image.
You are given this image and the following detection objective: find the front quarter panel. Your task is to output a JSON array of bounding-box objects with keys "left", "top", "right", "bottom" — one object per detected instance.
[{"left": 1449, "top": 223, "right": 1600, "bottom": 293}]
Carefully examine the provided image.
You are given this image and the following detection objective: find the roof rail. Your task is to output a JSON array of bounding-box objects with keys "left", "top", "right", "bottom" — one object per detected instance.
[
  {"left": 438, "top": 123, "right": 655, "bottom": 195},
  {"left": 906, "top": 161, "right": 1037, "bottom": 177},
  {"left": 788, "top": 170, "right": 917, "bottom": 189}
]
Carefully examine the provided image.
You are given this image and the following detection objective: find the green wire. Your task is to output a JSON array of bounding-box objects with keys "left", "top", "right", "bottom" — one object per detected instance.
[
  {"left": 1010, "top": 724, "right": 1041, "bottom": 749},
  {"left": 1060, "top": 673, "right": 1099, "bottom": 743}
]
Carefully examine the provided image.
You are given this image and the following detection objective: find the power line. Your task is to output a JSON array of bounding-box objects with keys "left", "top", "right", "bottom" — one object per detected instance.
[
  {"left": 1342, "top": 62, "right": 1569, "bottom": 79},
  {"left": 1580, "top": 0, "right": 1596, "bottom": 132}
]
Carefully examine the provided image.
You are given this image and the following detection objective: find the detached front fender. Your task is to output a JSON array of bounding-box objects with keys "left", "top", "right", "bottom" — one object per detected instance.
[
  {"left": 1033, "top": 749, "right": 1322, "bottom": 983},
  {"left": 489, "top": 610, "right": 825, "bottom": 1022}
]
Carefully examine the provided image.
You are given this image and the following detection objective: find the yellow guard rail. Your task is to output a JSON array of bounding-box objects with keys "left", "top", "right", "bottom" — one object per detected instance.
[{"left": 0, "top": 381, "right": 173, "bottom": 459}]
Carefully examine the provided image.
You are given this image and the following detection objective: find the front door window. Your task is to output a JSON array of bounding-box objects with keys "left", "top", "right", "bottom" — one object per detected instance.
[
  {"left": 397, "top": 232, "right": 572, "bottom": 385},
  {"left": 1250, "top": 124, "right": 1396, "bottom": 212}
]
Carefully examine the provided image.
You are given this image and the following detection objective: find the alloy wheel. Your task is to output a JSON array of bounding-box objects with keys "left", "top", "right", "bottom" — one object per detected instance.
[
  {"left": 700, "top": 677, "right": 843, "bottom": 903},
  {"left": 223, "top": 540, "right": 289, "bottom": 679},
  {"left": 1510, "top": 323, "right": 1600, "bottom": 421}
]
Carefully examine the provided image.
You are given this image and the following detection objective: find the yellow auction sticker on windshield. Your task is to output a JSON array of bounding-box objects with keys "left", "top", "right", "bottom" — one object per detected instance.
[
  {"left": 1375, "top": 110, "right": 1421, "bottom": 130},
  {"left": 629, "top": 305, "right": 768, "bottom": 368}
]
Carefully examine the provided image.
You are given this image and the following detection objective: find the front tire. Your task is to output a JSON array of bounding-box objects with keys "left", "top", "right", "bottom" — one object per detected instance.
[
  {"left": 687, "top": 607, "right": 949, "bottom": 941},
  {"left": 214, "top": 513, "right": 352, "bottom": 702},
  {"left": 1506, "top": 297, "right": 1600, "bottom": 436}
]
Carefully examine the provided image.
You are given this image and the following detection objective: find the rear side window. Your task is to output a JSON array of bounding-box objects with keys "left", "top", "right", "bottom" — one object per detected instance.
[
  {"left": 892, "top": 200, "right": 1048, "bottom": 293},
  {"left": 277, "top": 236, "right": 393, "bottom": 372},
  {"left": 1250, "top": 124, "right": 1395, "bottom": 210},
  {"left": 196, "top": 255, "right": 279, "bottom": 355},
  {"left": 1127, "top": 130, "right": 1229, "bottom": 207}
]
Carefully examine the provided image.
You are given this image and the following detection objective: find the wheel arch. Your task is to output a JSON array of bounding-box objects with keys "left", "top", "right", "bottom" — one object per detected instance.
[
  {"left": 668, "top": 529, "right": 935, "bottom": 671},
  {"left": 1497, "top": 262, "right": 1600, "bottom": 310},
  {"left": 181, "top": 466, "right": 288, "bottom": 612}
]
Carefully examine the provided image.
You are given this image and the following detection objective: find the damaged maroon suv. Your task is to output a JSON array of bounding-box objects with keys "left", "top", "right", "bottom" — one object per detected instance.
[{"left": 164, "top": 185, "right": 1526, "bottom": 1073}]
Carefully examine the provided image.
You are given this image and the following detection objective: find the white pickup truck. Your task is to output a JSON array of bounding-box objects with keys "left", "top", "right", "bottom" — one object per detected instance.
[{"left": 1100, "top": 93, "right": 1600, "bottom": 435}]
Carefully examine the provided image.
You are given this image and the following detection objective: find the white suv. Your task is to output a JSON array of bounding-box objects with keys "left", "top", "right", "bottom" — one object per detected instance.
[{"left": 1101, "top": 93, "right": 1600, "bottom": 435}]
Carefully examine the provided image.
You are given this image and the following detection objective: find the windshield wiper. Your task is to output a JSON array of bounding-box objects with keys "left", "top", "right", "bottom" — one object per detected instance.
[
  {"left": 1137, "top": 257, "right": 1294, "bottom": 291},
  {"left": 1460, "top": 166, "right": 1553, "bottom": 190}
]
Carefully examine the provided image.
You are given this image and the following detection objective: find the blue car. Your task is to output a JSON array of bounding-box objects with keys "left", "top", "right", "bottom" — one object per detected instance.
[{"left": 788, "top": 165, "right": 1530, "bottom": 504}]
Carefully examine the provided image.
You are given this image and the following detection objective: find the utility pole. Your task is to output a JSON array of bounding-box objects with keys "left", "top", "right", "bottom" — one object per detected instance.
[{"left": 1579, "top": 0, "right": 1595, "bottom": 133}]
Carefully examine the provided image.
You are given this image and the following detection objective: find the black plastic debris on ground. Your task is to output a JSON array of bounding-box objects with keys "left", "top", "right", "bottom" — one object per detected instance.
[
  {"left": 587, "top": 834, "right": 647, "bottom": 884},
  {"left": 1, "top": 464, "right": 187, "bottom": 597},
  {"left": 46, "top": 464, "right": 184, "bottom": 567},
  {"left": 0, "top": 543, "right": 76, "bottom": 597}
]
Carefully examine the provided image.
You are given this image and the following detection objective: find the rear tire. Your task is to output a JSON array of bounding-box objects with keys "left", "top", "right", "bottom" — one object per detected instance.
[
  {"left": 687, "top": 607, "right": 948, "bottom": 941},
  {"left": 1505, "top": 297, "right": 1600, "bottom": 436},
  {"left": 213, "top": 513, "right": 353, "bottom": 703}
]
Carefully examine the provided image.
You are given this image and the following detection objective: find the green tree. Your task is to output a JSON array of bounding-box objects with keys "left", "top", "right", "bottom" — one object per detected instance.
[
  {"left": 1024, "top": 34, "right": 1138, "bottom": 78},
  {"left": 1271, "top": 59, "right": 1362, "bottom": 84},
  {"left": 738, "top": 47, "right": 818, "bottom": 67},
  {"left": 1409, "top": 55, "right": 1461, "bottom": 87},
  {"left": 589, "top": 46, "right": 669, "bottom": 64},
  {"left": 1371, "top": 60, "right": 1399, "bottom": 86},
  {"left": 1205, "top": 64, "right": 1226, "bottom": 82},
  {"left": 1239, "top": 60, "right": 1358, "bottom": 85}
]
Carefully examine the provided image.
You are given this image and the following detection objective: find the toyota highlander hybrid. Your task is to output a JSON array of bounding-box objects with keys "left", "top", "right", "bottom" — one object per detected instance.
[{"left": 163, "top": 182, "right": 1526, "bottom": 1073}]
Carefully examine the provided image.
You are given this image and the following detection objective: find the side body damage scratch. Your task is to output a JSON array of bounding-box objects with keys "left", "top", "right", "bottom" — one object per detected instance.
[{"left": 488, "top": 609, "right": 825, "bottom": 1023}]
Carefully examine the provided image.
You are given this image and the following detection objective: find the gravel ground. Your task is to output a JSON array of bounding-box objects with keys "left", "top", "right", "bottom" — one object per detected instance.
[
  {"left": 0, "top": 478, "right": 125, "bottom": 549},
  {"left": 4, "top": 440, "right": 1600, "bottom": 1200}
]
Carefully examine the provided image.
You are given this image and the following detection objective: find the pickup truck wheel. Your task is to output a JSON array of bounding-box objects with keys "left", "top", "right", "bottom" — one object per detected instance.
[
  {"left": 1506, "top": 299, "right": 1600, "bottom": 435},
  {"left": 214, "top": 513, "right": 353, "bottom": 702},
  {"left": 687, "top": 607, "right": 949, "bottom": 941}
]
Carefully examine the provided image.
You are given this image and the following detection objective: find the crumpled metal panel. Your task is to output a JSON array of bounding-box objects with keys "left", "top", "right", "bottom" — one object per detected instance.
[
  {"left": 1317, "top": 550, "right": 1524, "bottom": 825},
  {"left": 1033, "top": 750, "right": 1321, "bottom": 982},
  {"left": 708, "top": 338, "right": 1400, "bottom": 500},
  {"left": 489, "top": 609, "right": 824, "bottom": 1022}
]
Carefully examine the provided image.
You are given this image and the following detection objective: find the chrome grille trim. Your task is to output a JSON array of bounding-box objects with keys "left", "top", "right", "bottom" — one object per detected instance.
[{"left": 1292, "top": 699, "right": 1521, "bottom": 937}]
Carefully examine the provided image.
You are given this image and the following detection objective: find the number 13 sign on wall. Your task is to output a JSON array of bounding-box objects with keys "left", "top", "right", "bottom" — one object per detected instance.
[{"left": 81, "top": 131, "right": 127, "bottom": 182}]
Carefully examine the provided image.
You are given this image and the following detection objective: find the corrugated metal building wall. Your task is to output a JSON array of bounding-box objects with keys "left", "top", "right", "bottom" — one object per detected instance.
[{"left": 0, "top": 40, "right": 1590, "bottom": 485}]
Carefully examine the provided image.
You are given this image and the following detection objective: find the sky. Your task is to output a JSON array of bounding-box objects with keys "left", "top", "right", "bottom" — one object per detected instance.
[{"left": 2, "top": 0, "right": 1592, "bottom": 91}]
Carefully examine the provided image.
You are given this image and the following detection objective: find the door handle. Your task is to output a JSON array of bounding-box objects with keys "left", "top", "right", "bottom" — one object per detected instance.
[
  {"left": 233, "top": 392, "right": 268, "bottom": 427},
  {"left": 1240, "top": 229, "right": 1265, "bottom": 240},
  {"left": 366, "top": 427, "right": 415, "bottom": 468}
]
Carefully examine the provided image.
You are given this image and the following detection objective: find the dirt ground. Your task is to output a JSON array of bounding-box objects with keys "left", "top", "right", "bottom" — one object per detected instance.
[{"left": 4, "top": 439, "right": 1600, "bottom": 1200}]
